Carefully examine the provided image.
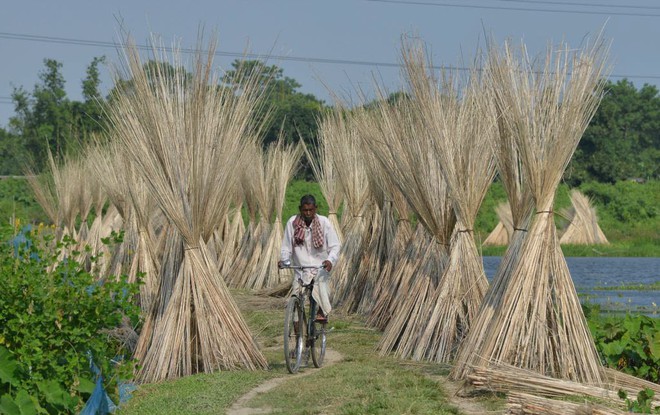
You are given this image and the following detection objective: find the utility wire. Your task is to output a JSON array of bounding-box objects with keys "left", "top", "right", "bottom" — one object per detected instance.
[
  {"left": 493, "top": 0, "right": 660, "bottom": 11},
  {"left": 1, "top": 31, "right": 660, "bottom": 81},
  {"left": 365, "top": 0, "right": 660, "bottom": 17}
]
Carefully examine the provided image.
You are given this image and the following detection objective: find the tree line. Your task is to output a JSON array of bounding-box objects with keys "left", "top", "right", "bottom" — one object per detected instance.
[{"left": 0, "top": 56, "right": 658, "bottom": 184}]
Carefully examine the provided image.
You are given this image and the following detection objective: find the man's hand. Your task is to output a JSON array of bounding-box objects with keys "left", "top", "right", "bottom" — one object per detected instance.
[{"left": 322, "top": 260, "right": 333, "bottom": 272}]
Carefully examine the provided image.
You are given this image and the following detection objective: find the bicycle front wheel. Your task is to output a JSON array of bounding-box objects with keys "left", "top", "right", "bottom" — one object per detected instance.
[{"left": 284, "top": 296, "right": 304, "bottom": 374}]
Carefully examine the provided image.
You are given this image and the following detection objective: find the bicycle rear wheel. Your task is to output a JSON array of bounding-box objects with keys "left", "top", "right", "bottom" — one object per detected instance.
[{"left": 284, "top": 296, "right": 304, "bottom": 374}]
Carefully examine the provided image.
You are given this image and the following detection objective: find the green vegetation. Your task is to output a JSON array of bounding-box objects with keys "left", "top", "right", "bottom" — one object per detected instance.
[
  {"left": 0, "top": 178, "right": 47, "bottom": 225},
  {"left": 618, "top": 388, "right": 660, "bottom": 414},
  {"left": 477, "top": 180, "right": 660, "bottom": 257},
  {"left": 584, "top": 305, "right": 660, "bottom": 383},
  {"left": 594, "top": 281, "right": 660, "bottom": 291},
  {"left": 0, "top": 226, "right": 140, "bottom": 414}
]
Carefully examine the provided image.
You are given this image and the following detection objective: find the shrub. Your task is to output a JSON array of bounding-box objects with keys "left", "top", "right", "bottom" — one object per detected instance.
[
  {"left": 587, "top": 307, "right": 660, "bottom": 383},
  {"left": 0, "top": 225, "right": 140, "bottom": 414}
]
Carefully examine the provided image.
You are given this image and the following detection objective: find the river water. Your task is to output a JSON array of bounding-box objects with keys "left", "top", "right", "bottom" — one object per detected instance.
[{"left": 482, "top": 256, "right": 660, "bottom": 314}]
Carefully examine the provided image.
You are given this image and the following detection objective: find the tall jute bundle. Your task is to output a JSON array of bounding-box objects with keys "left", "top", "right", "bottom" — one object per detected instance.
[
  {"left": 354, "top": 104, "right": 419, "bottom": 330},
  {"left": 353, "top": 103, "right": 416, "bottom": 320},
  {"left": 451, "top": 44, "right": 536, "bottom": 379},
  {"left": 321, "top": 107, "right": 372, "bottom": 308},
  {"left": 230, "top": 141, "right": 270, "bottom": 289},
  {"left": 26, "top": 151, "right": 81, "bottom": 241},
  {"left": 358, "top": 79, "right": 455, "bottom": 359},
  {"left": 458, "top": 37, "right": 609, "bottom": 383},
  {"left": 86, "top": 141, "right": 134, "bottom": 278},
  {"left": 107, "top": 33, "right": 267, "bottom": 381},
  {"left": 560, "top": 189, "right": 609, "bottom": 245},
  {"left": 245, "top": 140, "right": 302, "bottom": 289},
  {"left": 304, "top": 133, "right": 343, "bottom": 242},
  {"left": 226, "top": 151, "right": 261, "bottom": 287},
  {"left": 398, "top": 40, "right": 496, "bottom": 362},
  {"left": 267, "top": 140, "right": 302, "bottom": 286}
]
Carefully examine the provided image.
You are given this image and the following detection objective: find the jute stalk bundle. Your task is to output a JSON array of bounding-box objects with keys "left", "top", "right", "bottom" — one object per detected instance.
[
  {"left": 483, "top": 202, "right": 514, "bottom": 246},
  {"left": 226, "top": 161, "right": 261, "bottom": 287},
  {"left": 265, "top": 140, "right": 302, "bottom": 287},
  {"left": 230, "top": 141, "right": 270, "bottom": 289},
  {"left": 507, "top": 392, "right": 625, "bottom": 415},
  {"left": 243, "top": 140, "right": 302, "bottom": 290},
  {"left": 355, "top": 104, "right": 419, "bottom": 330},
  {"left": 26, "top": 151, "right": 81, "bottom": 242},
  {"left": 218, "top": 204, "right": 246, "bottom": 278},
  {"left": 107, "top": 33, "right": 267, "bottom": 381},
  {"left": 77, "top": 144, "right": 115, "bottom": 273},
  {"left": 320, "top": 107, "right": 372, "bottom": 308},
  {"left": 335, "top": 109, "right": 392, "bottom": 314},
  {"left": 451, "top": 44, "right": 537, "bottom": 379},
  {"left": 357, "top": 82, "right": 456, "bottom": 359},
  {"left": 560, "top": 190, "right": 609, "bottom": 245},
  {"left": 460, "top": 37, "right": 609, "bottom": 383},
  {"left": 382, "top": 40, "right": 496, "bottom": 363},
  {"left": 364, "top": 190, "right": 414, "bottom": 326},
  {"left": 303, "top": 134, "right": 343, "bottom": 243},
  {"left": 86, "top": 141, "right": 136, "bottom": 280},
  {"left": 468, "top": 363, "right": 657, "bottom": 413}
]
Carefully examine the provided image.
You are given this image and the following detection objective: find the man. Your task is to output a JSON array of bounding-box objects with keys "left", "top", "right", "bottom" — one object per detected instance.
[{"left": 278, "top": 194, "right": 341, "bottom": 321}]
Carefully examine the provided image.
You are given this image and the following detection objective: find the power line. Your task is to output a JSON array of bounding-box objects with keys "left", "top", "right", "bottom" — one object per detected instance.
[
  {"left": 1, "top": 31, "right": 660, "bottom": 81},
  {"left": 365, "top": 0, "right": 660, "bottom": 17},
  {"left": 494, "top": 0, "right": 660, "bottom": 11}
]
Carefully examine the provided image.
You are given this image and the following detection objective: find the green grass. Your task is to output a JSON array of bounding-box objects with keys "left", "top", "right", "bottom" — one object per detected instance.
[
  {"left": 115, "top": 370, "right": 277, "bottom": 415},
  {"left": 116, "top": 294, "right": 473, "bottom": 415},
  {"left": 249, "top": 322, "right": 461, "bottom": 415},
  {"left": 593, "top": 280, "right": 660, "bottom": 291}
]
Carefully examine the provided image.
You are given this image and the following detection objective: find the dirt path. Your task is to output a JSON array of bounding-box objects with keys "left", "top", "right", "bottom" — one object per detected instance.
[{"left": 227, "top": 349, "right": 343, "bottom": 415}]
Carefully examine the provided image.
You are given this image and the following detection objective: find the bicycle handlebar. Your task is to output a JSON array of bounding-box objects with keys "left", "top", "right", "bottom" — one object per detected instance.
[{"left": 279, "top": 263, "right": 326, "bottom": 271}]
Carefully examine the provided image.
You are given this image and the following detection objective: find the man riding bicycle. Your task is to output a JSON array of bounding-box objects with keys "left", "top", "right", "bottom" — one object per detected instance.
[{"left": 278, "top": 194, "right": 341, "bottom": 322}]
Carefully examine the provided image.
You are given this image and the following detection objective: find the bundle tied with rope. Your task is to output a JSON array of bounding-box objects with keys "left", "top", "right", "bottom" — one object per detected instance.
[{"left": 107, "top": 32, "right": 268, "bottom": 382}]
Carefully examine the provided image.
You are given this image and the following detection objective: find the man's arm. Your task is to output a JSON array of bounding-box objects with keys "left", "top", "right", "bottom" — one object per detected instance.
[
  {"left": 324, "top": 219, "right": 341, "bottom": 267},
  {"left": 280, "top": 217, "right": 294, "bottom": 264}
]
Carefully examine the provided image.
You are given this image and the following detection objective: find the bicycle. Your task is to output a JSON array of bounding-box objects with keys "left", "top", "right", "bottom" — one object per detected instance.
[{"left": 280, "top": 261, "right": 328, "bottom": 374}]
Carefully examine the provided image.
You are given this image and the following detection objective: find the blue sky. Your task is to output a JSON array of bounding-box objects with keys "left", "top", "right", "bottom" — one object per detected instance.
[{"left": 1, "top": 0, "right": 659, "bottom": 126}]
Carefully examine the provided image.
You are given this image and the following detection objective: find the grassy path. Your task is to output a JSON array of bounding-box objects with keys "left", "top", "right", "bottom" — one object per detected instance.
[
  {"left": 118, "top": 291, "right": 505, "bottom": 414},
  {"left": 227, "top": 348, "right": 343, "bottom": 415}
]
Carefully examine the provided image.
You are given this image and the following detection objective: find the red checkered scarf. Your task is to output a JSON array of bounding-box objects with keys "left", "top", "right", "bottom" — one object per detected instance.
[{"left": 293, "top": 214, "right": 324, "bottom": 248}]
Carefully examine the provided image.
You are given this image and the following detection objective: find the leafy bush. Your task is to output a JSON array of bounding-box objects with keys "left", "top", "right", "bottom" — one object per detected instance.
[
  {"left": 0, "top": 226, "right": 140, "bottom": 414},
  {"left": 586, "top": 307, "right": 660, "bottom": 383}
]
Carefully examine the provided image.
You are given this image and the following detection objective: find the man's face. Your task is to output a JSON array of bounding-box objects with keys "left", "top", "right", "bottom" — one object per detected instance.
[{"left": 299, "top": 203, "right": 317, "bottom": 222}]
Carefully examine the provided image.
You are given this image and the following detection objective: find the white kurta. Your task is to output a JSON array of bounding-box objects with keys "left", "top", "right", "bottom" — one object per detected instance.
[{"left": 280, "top": 214, "right": 341, "bottom": 315}]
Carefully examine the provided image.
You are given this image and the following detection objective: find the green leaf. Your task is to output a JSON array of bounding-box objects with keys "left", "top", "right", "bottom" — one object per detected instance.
[
  {"left": 0, "top": 346, "right": 19, "bottom": 386},
  {"left": 13, "top": 389, "right": 42, "bottom": 415},
  {"left": 650, "top": 330, "right": 660, "bottom": 357},
  {"left": 601, "top": 340, "right": 625, "bottom": 357},
  {"left": 37, "top": 379, "right": 72, "bottom": 407},
  {"left": 0, "top": 394, "right": 21, "bottom": 415},
  {"left": 76, "top": 377, "right": 96, "bottom": 395}
]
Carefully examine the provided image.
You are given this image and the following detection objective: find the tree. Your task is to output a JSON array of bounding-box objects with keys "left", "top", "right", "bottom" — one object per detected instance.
[
  {"left": 9, "top": 59, "right": 72, "bottom": 170},
  {"left": 71, "top": 56, "right": 107, "bottom": 139},
  {"left": 7, "top": 57, "right": 109, "bottom": 171},
  {"left": 222, "top": 60, "right": 326, "bottom": 148},
  {"left": 567, "top": 79, "right": 660, "bottom": 184}
]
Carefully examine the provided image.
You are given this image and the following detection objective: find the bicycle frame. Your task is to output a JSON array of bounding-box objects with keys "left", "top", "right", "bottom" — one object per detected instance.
[{"left": 281, "top": 264, "right": 327, "bottom": 373}]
